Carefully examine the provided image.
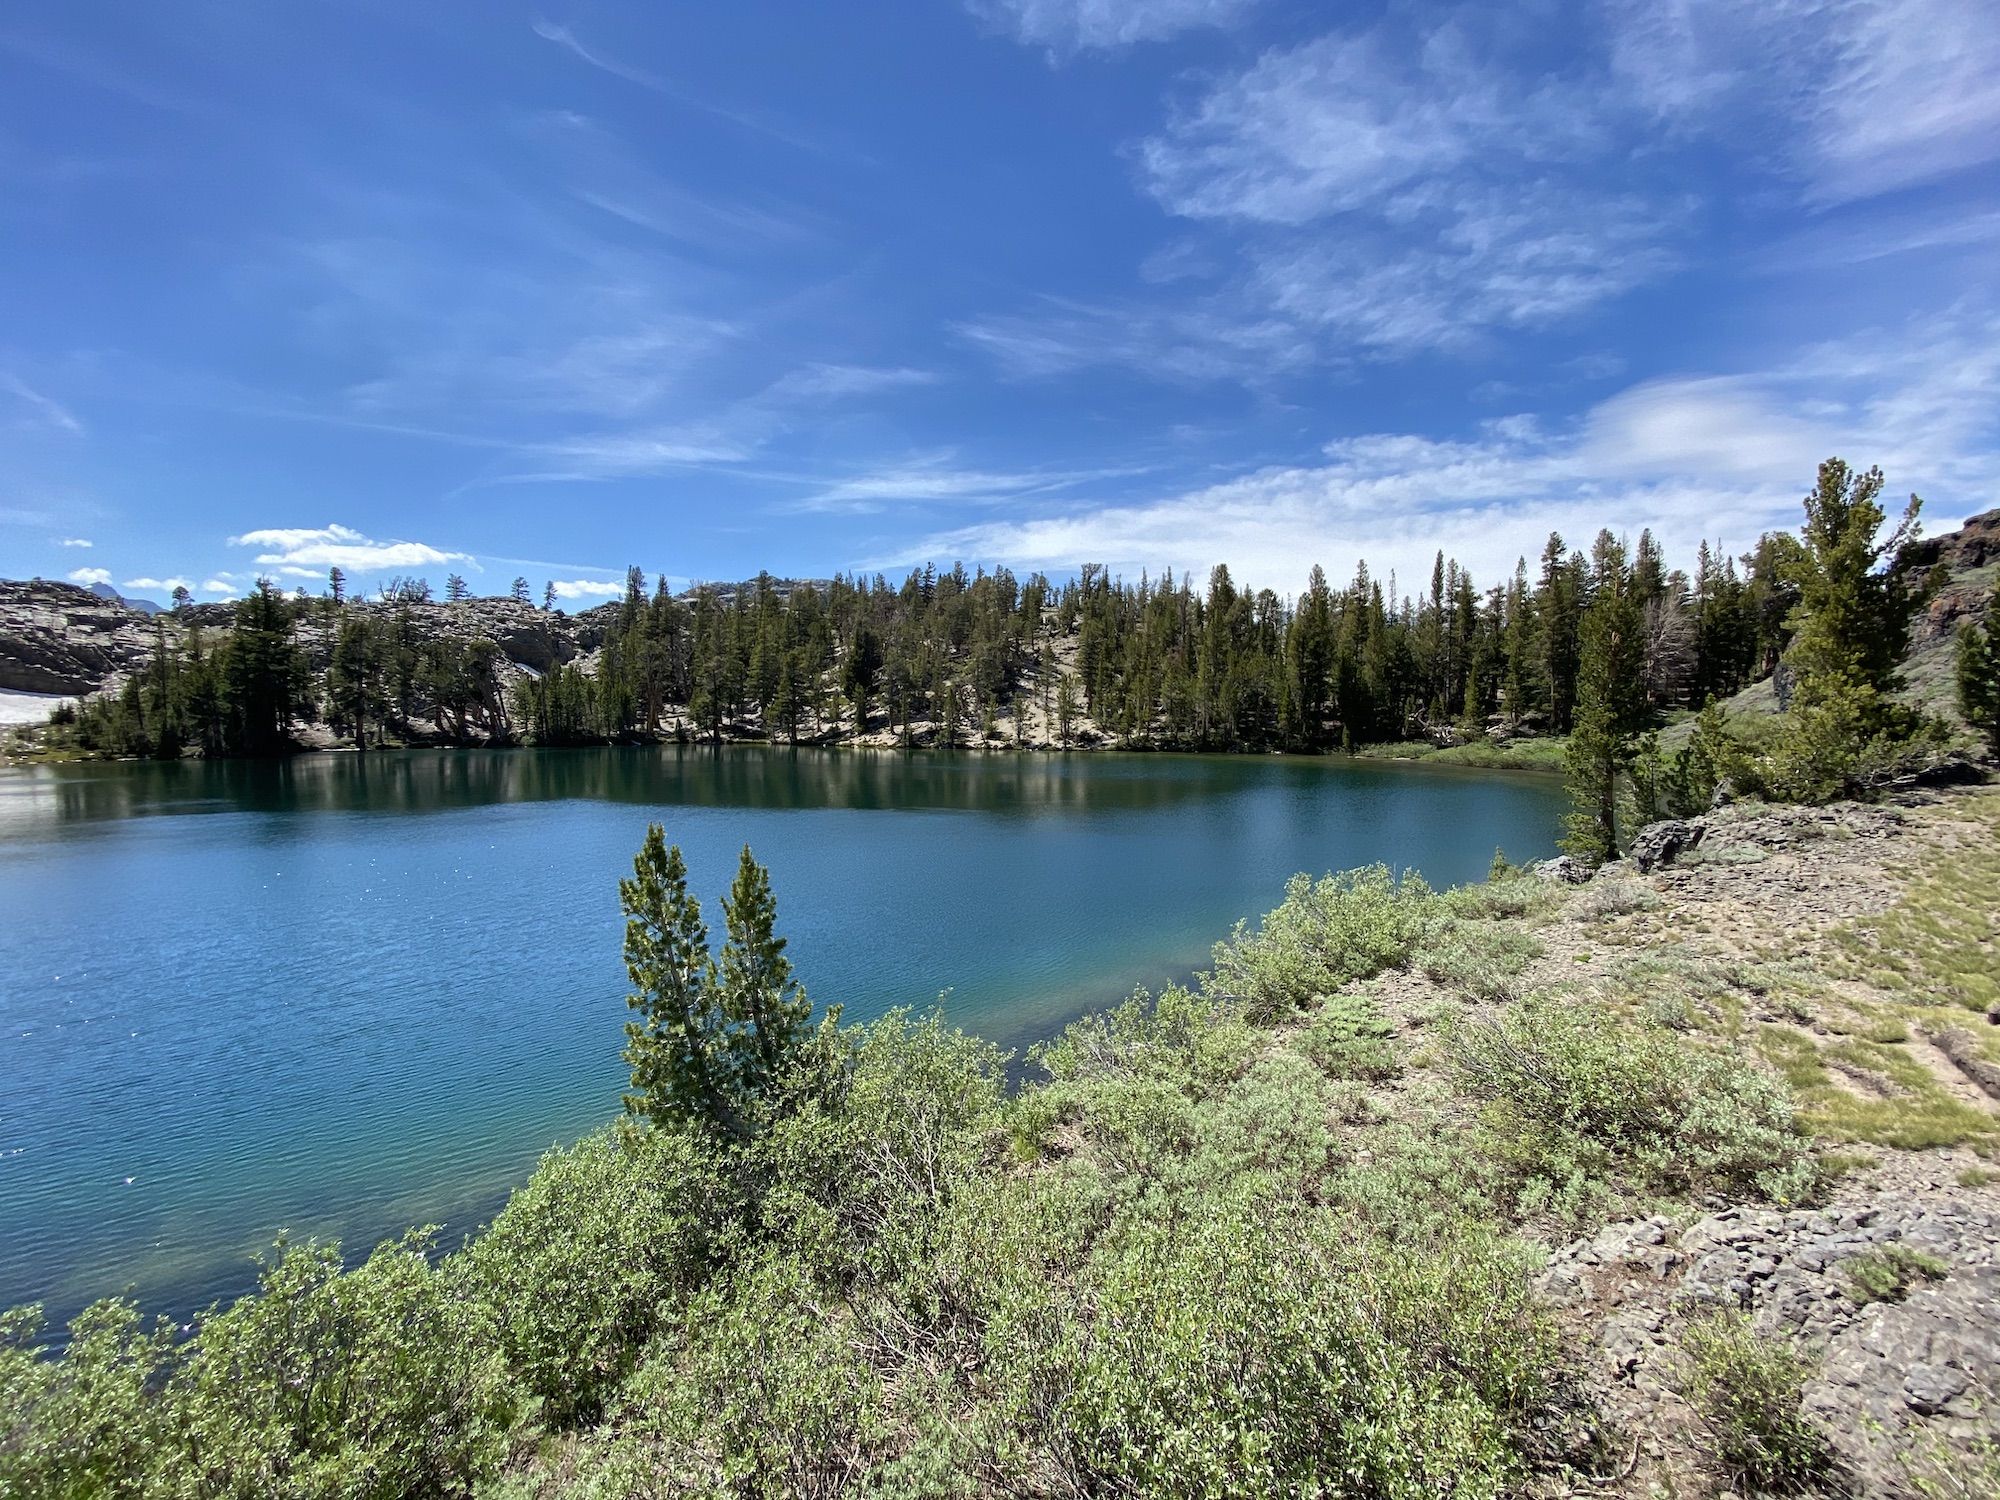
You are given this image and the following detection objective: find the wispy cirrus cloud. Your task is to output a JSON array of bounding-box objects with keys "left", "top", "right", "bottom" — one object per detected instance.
[
  {"left": 529, "top": 19, "right": 856, "bottom": 158},
  {"left": 968, "top": 0, "right": 1260, "bottom": 58},
  {"left": 912, "top": 305, "right": 2000, "bottom": 592},
  {"left": 1608, "top": 0, "right": 2000, "bottom": 203},
  {"left": 54, "top": 535, "right": 92, "bottom": 547},
  {"left": 967, "top": 1, "right": 2000, "bottom": 383},
  {"left": 227, "top": 523, "right": 470, "bottom": 574},
  {"left": 1131, "top": 18, "right": 1677, "bottom": 358},
  {"left": 2, "top": 373, "right": 83, "bottom": 433},
  {"left": 762, "top": 363, "right": 937, "bottom": 401},
  {"left": 529, "top": 19, "right": 662, "bottom": 92},
  {"left": 957, "top": 293, "right": 1312, "bottom": 382},
  {"left": 795, "top": 452, "right": 1146, "bottom": 514}
]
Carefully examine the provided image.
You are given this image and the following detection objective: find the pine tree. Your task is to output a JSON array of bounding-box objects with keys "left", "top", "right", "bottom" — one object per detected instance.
[
  {"left": 619, "top": 827, "right": 738, "bottom": 1136},
  {"left": 1956, "top": 578, "right": 2000, "bottom": 756},
  {"left": 1055, "top": 669, "right": 1080, "bottom": 748},
  {"left": 543, "top": 581, "right": 557, "bottom": 611},
  {"left": 1561, "top": 535, "right": 1647, "bottom": 863},
  {"left": 223, "top": 581, "right": 312, "bottom": 756},
  {"left": 328, "top": 566, "right": 346, "bottom": 606},
  {"left": 445, "top": 574, "right": 470, "bottom": 603},
  {"left": 329, "top": 615, "right": 386, "bottom": 749},
  {"left": 716, "top": 845, "right": 811, "bottom": 1115},
  {"left": 511, "top": 576, "right": 531, "bottom": 604},
  {"left": 1784, "top": 461, "right": 1933, "bottom": 704},
  {"left": 1771, "top": 459, "right": 1943, "bottom": 799}
]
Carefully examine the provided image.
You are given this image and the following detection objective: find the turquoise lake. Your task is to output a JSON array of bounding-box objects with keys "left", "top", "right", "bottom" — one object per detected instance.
[{"left": 0, "top": 747, "right": 1564, "bottom": 1324}]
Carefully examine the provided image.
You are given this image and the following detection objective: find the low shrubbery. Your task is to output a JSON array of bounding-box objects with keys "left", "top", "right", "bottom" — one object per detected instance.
[
  {"left": 1843, "top": 1244, "right": 1949, "bottom": 1306},
  {"left": 1204, "top": 864, "right": 1436, "bottom": 1022},
  {"left": 1294, "top": 989, "right": 1401, "bottom": 1080},
  {"left": 1676, "top": 1310, "right": 1834, "bottom": 1494},
  {"left": 1448, "top": 996, "right": 1820, "bottom": 1220},
  {"left": 2, "top": 1233, "right": 520, "bottom": 1499},
  {"left": 1417, "top": 922, "right": 1543, "bottom": 1002}
]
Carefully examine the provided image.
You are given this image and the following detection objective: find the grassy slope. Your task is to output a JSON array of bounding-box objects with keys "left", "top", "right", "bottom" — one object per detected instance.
[{"left": 1352, "top": 736, "right": 1567, "bottom": 772}]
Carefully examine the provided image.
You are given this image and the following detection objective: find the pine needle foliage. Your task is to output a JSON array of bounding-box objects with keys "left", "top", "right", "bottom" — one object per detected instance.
[{"left": 619, "top": 828, "right": 813, "bottom": 1139}]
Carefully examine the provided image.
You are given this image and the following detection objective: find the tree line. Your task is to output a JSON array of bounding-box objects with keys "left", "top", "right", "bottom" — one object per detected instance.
[
  {"left": 517, "top": 524, "right": 1796, "bottom": 752},
  {"left": 59, "top": 585, "right": 514, "bottom": 759},
  {"left": 54, "top": 456, "right": 1996, "bottom": 798}
]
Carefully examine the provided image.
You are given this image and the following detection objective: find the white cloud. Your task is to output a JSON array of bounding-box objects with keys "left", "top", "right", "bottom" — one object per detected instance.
[
  {"left": 122, "top": 576, "right": 193, "bottom": 594},
  {"left": 548, "top": 578, "right": 625, "bottom": 600},
  {"left": 67, "top": 566, "right": 112, "bottom": 586},
  {"left": 905, "top": 306, "right": 2000, "bottom": 595},
  {"left": 797, "top": 454, "right": 1145, "bottom": 514},
  {"left": 1609, "top": 0, "right": 2000, "bottom": 202},
  {"left": 1124, "top": 21, "right": 1670, "bottom": 357},
  {"left": 55, "top": 536, "right": 92, "bottom": 548},
  {"left": 957, "top": 294, "right": 1314, "bottom": 382},
  {"left": 2, "top": 373, "right": 83, "bottom": 434},
  {"left": 530, "top": 19, "right": 663, "bottom": 92},
  {"left": 226, "top": 522, "right": 470, "bottom": 573},
  {"left": 762, "top": 363, "right": 937, "bottom": 401},
  {"left": 968, "top": 0, "right": 1259, "bottom": 56},
  {"left": 529, "top": 21, "right": 843, "bottom": 157},
  {"left": 968, "top": 2, "right": 2000, "bottom": 384},
  {"left": 199, "top": 578, "right": 237, "bottom": 596},
  {"left": 1139, "top": 26, "right": 1583, "bottom": 227}
]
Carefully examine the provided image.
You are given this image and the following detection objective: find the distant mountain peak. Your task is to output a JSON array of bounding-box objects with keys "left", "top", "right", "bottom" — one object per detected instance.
[{"left": 88, "top": 581, "right": 163, "bottom": 615}]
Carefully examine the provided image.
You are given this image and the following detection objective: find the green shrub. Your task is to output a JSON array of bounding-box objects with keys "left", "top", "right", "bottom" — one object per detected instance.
[
  {"left": 979, "top": 1202, "right": 1566, "bottom": 1499},
  {"left": 0, "top": 1300, "right": 174, "bottom": 1500},
  {"left": 1205, "top": 865, "right": 1436, "bottom": 1022},
  {"left": 1843, "top": 1244, "right": 1948, "bottom": 1306},
  {"left": 1416, "top": 923, "right": 1543, "bottom": 1002},
  {"left": 597, "top": 1249, "right": 895, "bottom": 1497},
  {"left": 172, "top": 1232, "right": 521, "bottom": 1498},
  {"left": 1676, "top": 1311, "right": 1833, "bottom": 1493},
  {"left": 756, "top": 1008, "right": 1008, "bottom": 1285},
  {"left": 1758, "top": 684, "right": 1951, "bottom": 804},
  {"left": 1440, "top": 873, "right": 1553, "bottom": 922},
  {"left": 1195, "top": 1051, "right": 1342, "bottom": 1195},
  {"left": 1566, "top": 878, "right": 1659, "bottom": 922},
  {"left": 1033, "top": 983, "right": 1256, "bottom": 1099},
  {"left": 462, "top": 1126, "right": 731, "bottom": 1427},
  {"left": 1295, "top": 989, "right": 1401, "bottom": 1080},
  {"left": 1448, "top": 996, "right": 1819, "bottom": 1218}
]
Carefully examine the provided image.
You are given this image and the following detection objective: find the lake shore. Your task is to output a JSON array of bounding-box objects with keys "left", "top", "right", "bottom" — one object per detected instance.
[{"left": 5, "top": 702, "right": 1571, "bottom": 774}]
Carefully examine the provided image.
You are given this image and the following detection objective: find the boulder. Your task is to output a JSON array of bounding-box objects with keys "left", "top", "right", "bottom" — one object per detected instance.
[
  {"left": 1630, "top": 818, "right": 1705, "bottom": 872},
  {"left": 1535, "top": 855, "right": 1595, "bottom": 885}
]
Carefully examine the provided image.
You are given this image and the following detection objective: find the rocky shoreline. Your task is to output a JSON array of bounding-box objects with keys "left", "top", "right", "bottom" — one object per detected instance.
[{"left": 1472, "top": 788, "right": 2000, "bottom": 1497}]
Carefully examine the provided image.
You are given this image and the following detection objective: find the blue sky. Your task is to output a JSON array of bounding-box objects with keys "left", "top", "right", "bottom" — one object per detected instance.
[{"left": 3, "top": 0, "right": 1997, "bottom": 604}]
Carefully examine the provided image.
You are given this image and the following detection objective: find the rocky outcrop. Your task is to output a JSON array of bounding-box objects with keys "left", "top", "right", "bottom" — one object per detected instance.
[
  {"left": 1907, "top": 506, "right": 1997, "bottom": 651},
  {"left": 1535, "top": 854, "right": 1596, "bottom": 884},
  {"left": 1629, "top": 818, "right": 1704, "bottom": 872},
  {"left": 0, "top": 579, "right": 589, "bottom": 697},
  {"left": 1542, "top": 1191, "right": 2000, "bottom": 1499},
  {"left": 1929, "top": 1029, "right": 2000, "bottom": 1103},
  {"left": 0, "top": 580, "right": 160, "bottom": 694},
  {"left": 1907, "top": 505, "right": 2000, "bottom": 576}
]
